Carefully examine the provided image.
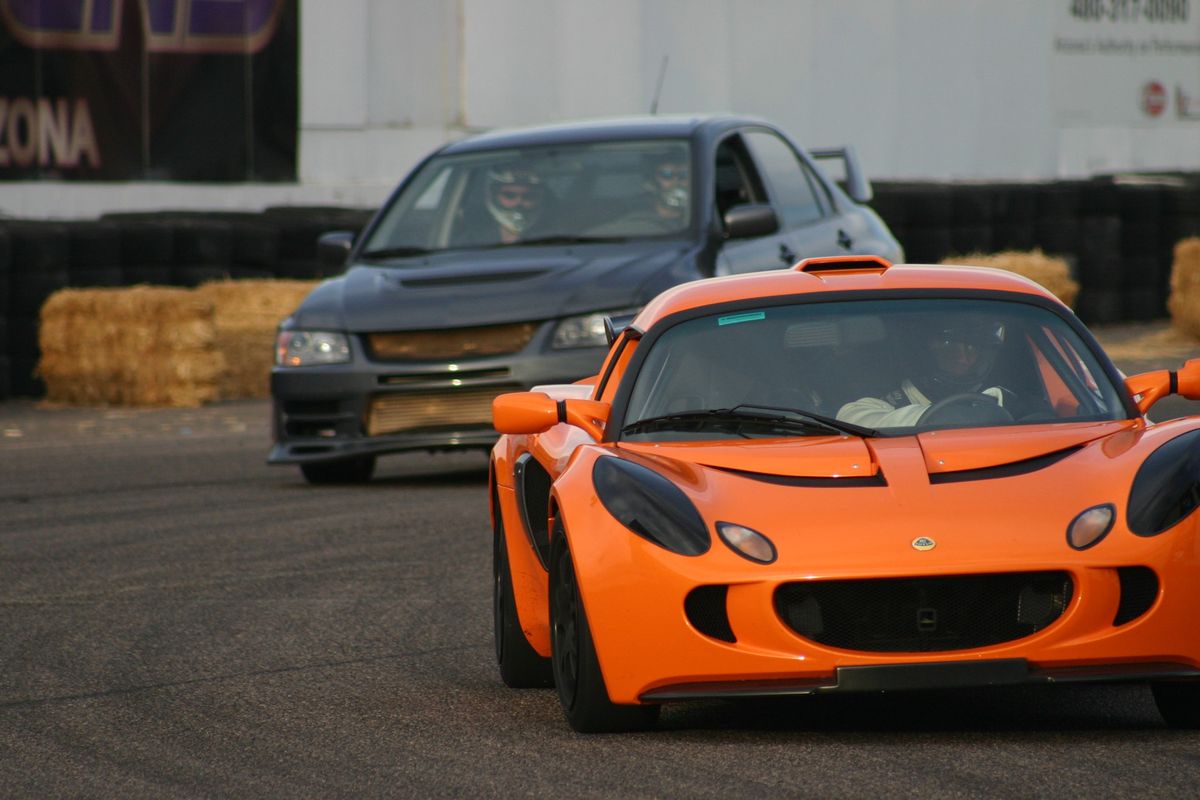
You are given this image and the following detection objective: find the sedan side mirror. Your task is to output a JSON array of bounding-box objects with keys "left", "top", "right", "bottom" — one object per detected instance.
[
  {"left": 493, "top": 392, "right": 609, "bottom": 441},
  {"left": 317, "top": 230, "right": 356, "bottom": 266},
  {"left": 1125, "top": 357, "right": 1200, "bottom": 415},
  {"left": 723, "top": 204, "right": 779, "bottom": 240}
]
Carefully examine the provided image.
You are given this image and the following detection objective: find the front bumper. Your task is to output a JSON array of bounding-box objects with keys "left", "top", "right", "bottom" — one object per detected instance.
[
  {"left": 561, "top": 509, "right": 1200, "bottom": 706},
  {"left": 269, "top": 322, "right": 605, "bottom": 465}
]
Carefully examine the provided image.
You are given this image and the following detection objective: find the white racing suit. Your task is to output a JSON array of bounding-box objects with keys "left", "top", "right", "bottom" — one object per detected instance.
[{"left": 837, "top": 379, "right": 1008, "bottom": 429}]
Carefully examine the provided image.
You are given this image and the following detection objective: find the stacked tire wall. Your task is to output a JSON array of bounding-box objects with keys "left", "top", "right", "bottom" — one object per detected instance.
[
  {"left": 2, "top": 174, "right": 1199, "bottom": 400},
  {"left": 872, "top": 172, "right": 1200, "bottom": 328}
]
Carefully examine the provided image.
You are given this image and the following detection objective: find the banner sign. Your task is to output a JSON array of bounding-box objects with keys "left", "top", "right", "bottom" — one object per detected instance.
[{"left": 0, "top": 0, "right": 297, "bottom": 181}]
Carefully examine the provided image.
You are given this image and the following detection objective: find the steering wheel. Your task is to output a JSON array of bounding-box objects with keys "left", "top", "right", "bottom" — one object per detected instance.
[{"left": 920, "top": 392, "right": 1014, "bottom": 427}]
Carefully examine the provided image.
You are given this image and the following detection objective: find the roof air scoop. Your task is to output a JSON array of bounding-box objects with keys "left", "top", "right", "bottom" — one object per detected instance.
[{"left": 795, "top": 255, "right": 893, "bottom": 275}]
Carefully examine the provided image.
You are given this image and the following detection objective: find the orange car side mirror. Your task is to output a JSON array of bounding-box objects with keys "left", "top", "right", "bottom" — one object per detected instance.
[
  {"left": 1125, "top": 357, "right": 1200, "bottom": 415},
  {"left": 493, "top": 392, "right": 609, "bottom": 440}
]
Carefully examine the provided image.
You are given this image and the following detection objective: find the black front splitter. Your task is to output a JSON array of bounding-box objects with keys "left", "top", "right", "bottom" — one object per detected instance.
[{"left": 640, "top": 660, "right": 1200, "bottom": 702}]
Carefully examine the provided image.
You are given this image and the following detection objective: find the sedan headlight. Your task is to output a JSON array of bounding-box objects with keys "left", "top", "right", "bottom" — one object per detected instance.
[
  {"left": 551, "top": 308, "right": 640, "bottom": 349},
  {"left": 275, "top": 330, "right": 351, "bottom": 366}
]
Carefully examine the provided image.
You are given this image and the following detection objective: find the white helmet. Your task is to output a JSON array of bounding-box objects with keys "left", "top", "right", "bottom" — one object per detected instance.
[{"left": 485, "top": 167, "right": 543, "bottom": 234}]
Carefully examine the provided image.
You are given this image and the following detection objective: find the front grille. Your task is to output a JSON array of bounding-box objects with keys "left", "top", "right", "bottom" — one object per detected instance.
[
  {"left": 366, "top": 322, "right": 537, "bottom": 361},
  {"left": 775, "top": 572, "right": 1073, "bottom": 653},
  {"left": 366, "top": 387, "right": 515, "bottom": 436}
]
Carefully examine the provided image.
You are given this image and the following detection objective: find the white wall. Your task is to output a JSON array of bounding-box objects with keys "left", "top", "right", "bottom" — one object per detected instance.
[{"left": 7, "top": 0, "right": 1199, "bottom": 218}]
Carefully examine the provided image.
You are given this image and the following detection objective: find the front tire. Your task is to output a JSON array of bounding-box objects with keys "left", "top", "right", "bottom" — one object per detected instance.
[
  {"left": 1153, "top": 681, "right": 1200, "bottom": 729},
  {"left": 493, "top": 511, "right": 553, "bottom": 688},
  {"left": 549, "top": 530, "right": 658, "bottom": 733},
  {"left": 299, "top": 456, "right": 376, "bottom": 485}
]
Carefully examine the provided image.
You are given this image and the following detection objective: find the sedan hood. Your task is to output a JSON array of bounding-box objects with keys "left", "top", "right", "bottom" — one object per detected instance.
[{"left": 297, "top": 242, "right": 691, "bottom": 331}]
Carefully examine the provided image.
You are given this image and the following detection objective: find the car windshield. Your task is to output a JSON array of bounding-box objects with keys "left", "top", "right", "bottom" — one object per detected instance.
[
  {"left": 621, "top": 298, "right": 1128, "bottom": 441},
  {"left": 360, "top": 139, "right": 693, "bottom": 257}
]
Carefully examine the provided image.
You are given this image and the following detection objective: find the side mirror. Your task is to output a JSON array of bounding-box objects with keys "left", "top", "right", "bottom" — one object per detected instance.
[
  {"left": 493, "top": 392, "right": 609, "bottom": 440},
  {"left": 723, "top": 204, "right": 779, "bottom": 240},
  {"left": 317, "top": 231, "right": 355, "bottom": 266},
  {"left": 1125, "top": 357, "right": 1200, "bottom": 415}
]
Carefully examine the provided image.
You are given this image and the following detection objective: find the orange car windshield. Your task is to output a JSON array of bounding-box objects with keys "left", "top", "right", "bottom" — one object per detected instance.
[{"left": 621, "top": 298, "right": 1127, "bottom": 441}]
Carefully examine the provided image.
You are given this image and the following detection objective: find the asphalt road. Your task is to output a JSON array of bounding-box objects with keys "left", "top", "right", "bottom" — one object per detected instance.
[{"left": 2, "top": 346, "right": 1200, "bottom": 798}]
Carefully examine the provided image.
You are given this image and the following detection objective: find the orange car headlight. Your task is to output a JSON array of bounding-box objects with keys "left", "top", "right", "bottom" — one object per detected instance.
[
  {"left": 593, "top": 456, "right": 710, "bottom": 556},
  {"left": 716, "top": 522, "right": 777, "bottom": 564},
  {"left": 1067, "top": 504, "right": 1115, "bottom": 550}
]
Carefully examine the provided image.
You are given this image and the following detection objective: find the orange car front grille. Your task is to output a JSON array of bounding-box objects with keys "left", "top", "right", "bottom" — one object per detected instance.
[
  {"left": 774, "top": 571, "right": 1073, "bottom": 653},
  {"left": 366, "top": 387, "right": 513, "bottom": 436},
  {"left": 367, "top": 322, "right": 538, "bottom": 361}
]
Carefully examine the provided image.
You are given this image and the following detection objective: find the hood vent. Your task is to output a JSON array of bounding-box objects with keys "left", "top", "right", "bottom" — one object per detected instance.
[{"left": 399, "top": 269, "right": 549, "bottom": 288}]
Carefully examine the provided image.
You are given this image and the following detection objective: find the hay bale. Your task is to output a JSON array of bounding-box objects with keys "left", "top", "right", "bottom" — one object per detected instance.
[
  {"left": 1167, "top": 238, "right": 1200, "bottom": 339},
  {"left": 940, "top": 249, "right": 1079, "bottom": 308},
  {"left": 38, "top": 286, "right": 224, "bottom": 407},
  {"left": 193, "top": 279, "right": 318, "bottom": 399}
]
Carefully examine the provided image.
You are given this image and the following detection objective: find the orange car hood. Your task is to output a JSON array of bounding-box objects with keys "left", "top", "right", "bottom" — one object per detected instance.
[
  {"left": 618, "top": 436, "right": 876, "bottom": 479},
  {"left": 616, "top": 420, "right": 1135, "bottom": 480},
  {"left": 916, "top": 420, "right": 1135, "bottom": 475}
]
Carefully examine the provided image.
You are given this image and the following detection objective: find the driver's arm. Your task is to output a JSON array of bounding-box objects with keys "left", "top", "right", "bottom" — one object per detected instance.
[{"left": 837, "top": 396, "right": 928, "bottom": 428}]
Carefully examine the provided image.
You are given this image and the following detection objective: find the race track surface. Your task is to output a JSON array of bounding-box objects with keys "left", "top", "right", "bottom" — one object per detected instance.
[{"left": 2, "top": 344, "right": 1200, "bottom": 797}]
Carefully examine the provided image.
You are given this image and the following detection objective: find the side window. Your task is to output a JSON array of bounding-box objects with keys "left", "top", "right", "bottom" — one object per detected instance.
[
  {"left": 713, "top": 136, "right": 765, "bottom": 218},
  {"left": 744, "top": 130, "right": 828, "bottom": 227}
]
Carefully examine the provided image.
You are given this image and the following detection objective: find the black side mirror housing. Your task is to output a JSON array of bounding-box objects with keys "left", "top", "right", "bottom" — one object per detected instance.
[
  {"left": 317, "top": 230, "right": 356, "bottom": 267},
  {"left": 723, "top": 204, "right": 779, "bottom": 240}
]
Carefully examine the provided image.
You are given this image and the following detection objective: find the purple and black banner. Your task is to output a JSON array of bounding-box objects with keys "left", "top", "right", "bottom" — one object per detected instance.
[{"left": 0, "top": 0, "right": 297, "bottom": 181}]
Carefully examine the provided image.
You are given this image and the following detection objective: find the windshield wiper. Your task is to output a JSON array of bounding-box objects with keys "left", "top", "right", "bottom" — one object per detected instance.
[
  {"left": 622, "top": 405, "right": 877, "bottom": 438},
  {"left": 359, "top": 246, "right": 432, "bottom": 260},
  {"left": 729, "top": 404, "right": 878, "bottom": 438}
]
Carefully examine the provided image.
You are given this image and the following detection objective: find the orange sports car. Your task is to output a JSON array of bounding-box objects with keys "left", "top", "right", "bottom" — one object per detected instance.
[{"left": 489, "top": 255, "right": 1200, "bottom": 732}]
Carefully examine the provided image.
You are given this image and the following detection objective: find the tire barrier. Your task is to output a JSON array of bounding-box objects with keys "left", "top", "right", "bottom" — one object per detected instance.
[{"left": 1, "top": 176, "right": 1197, "bottom": 400}]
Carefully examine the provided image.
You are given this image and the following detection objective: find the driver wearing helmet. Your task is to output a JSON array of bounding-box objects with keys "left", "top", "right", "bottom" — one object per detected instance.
[
  {"left": 587, "top": 150, "right": 691, "bottom": 236},
  {"left": 837, "top": 316, "right": 1014, "bottom": 428},
  {"left": 485, "top": 166, "right": 544, "bottom": 243}
]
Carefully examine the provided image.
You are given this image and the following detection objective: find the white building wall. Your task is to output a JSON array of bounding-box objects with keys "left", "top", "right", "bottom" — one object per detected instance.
[{"left": 8, "top": 0, "right": 1199, "bottom": 218}]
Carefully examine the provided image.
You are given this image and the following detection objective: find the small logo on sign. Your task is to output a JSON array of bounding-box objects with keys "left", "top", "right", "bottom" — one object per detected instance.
[
  {"left": 1143, "top": 81, "right": 1167, "bottom": 117},
  {"left": 912, "top": 536, "right": 936, "bottom": 551}
]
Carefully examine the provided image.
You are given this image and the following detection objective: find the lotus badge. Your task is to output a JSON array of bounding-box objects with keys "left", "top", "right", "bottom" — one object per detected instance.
[{"left": 912, "top": 536, "right": 936, "bottom": 551}]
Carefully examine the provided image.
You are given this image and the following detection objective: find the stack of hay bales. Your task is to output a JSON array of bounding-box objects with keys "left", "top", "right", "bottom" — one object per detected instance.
[
  {"left": 193, "top": 279, "right": 318, "bottom": 399},
  {"left": 1167, "top": 238, "right": 1200, "bottom": 339},
  {"left": 37, "top": 279, "right": 319, "bottom": 407},
  {"left": 38, "top": 287, "right": 223, "bottom": 407},
  {"left": 941, "top": 250, "right": 1079, "bottom": 308}
]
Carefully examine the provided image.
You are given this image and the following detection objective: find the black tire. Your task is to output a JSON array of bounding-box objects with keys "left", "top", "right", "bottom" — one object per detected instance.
[
  {"left": 493, "top": 502, "right": 553, "bottom": 688},
  {"left": 1153, "top": 681, "right": 1200, "bottom": 729},
  {"left": 299, "top": 456, "right": 376, "bottom": 485},
  {"left": 549, "top": 529, "right": 658, "bottom": 733}
]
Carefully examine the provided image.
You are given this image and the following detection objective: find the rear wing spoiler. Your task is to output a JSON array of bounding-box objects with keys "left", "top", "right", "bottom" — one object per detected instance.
[{"left": 809, "top": 146, "right": 873, "bottom": 204}]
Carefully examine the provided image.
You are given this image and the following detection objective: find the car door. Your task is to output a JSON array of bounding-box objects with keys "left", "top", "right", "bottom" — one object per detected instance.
[
  {"left": 710, "top": 133, "right": 801, "bottom": 276},
  {"left": 740, "top": 127, "right": 858, "bottom": 267}
]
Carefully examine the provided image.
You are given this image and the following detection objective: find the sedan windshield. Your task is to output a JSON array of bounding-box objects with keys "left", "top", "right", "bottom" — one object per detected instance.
[
  {"left": 622, "top": 298, "right": 1128, "bottom": 441},
  {"left": 361, "top": 139, "right": 693, "bottom": 256}
]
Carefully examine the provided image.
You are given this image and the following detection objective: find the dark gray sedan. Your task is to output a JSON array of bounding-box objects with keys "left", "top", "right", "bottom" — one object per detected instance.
[{"left": 269, "top": 114, "right": 903, "bottom": 483}]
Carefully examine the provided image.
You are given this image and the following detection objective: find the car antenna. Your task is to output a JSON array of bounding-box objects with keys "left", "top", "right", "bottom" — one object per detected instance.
[{"left": 649, "top": 55, "right": 669, "bottom": 114}]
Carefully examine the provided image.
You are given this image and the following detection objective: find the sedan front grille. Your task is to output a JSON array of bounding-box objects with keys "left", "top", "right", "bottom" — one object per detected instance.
[
  {"left": 366, "top": 387, "right": 516, "bottom": 436},
  {"left": 775, "top": 572, "right": 1073, "bottom": 653},
  {"left": 366, "top": 322, "right": 537, "bottom": 361}
]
